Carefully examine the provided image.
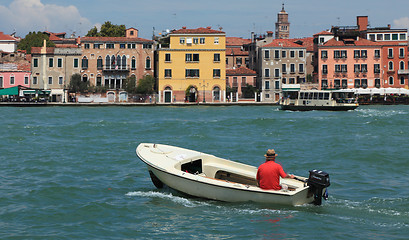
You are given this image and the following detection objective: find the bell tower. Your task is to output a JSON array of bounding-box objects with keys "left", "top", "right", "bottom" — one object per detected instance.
[{"left": 275, "top": 3, "right": 290, "bottom": 39}]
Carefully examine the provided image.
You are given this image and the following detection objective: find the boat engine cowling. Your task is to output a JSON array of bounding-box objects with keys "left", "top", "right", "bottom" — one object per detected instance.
[{"left": 307, "top": 170, "right": 330, "bottom": 205}]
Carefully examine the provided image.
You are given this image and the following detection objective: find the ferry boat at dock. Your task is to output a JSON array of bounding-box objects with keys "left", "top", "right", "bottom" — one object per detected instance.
[{"left": 280, "top": 85, "right": 359, "bottom": 111}]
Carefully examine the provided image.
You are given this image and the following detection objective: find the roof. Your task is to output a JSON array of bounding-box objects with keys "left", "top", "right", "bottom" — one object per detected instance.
[
  {"left": 226, "top": 37, "right": 251, "bottom": 46},
  {"left": 313, "top": 31, "right": 333, "bottom": 36},
  {"left": 80, "top": 36, "right": 153, "bottom": 43},
  {"left": 226, "top": 47, "right": 248, "bottom": 56},
  {"left": 0, "top": 32, "right": 18, "bottom": 41},
  {"left": 226, "top": 67, "right": 256, "bottom": 76},
  {"left": 171, "top": 27, "right": 225, "bottom": 35},
  {"left": 263, "top": 39, "right": 305, "bottom": 48},
  {"left": 31, "top": 47, "right": 55, "bottom": 54},
  {"left": 323, "top": 38, "right": 382, "bottom": 47},
  {"left": 293, "top": 37, "right": 314, "bottom": 51}
]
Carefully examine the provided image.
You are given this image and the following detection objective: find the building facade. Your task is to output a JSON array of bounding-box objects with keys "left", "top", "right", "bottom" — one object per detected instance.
[
  {"left": 259, "top": 39, "right": 306, "bottom": 102},
  {"left": 226, "top": 66, "right": 257, "bottom": 100},
  {"left": 226, "top": 37, "right": 251, "bottom": 69},
  {"left": 157, "top": 27, "right": 226, "bottom": 103},
  {"left": 0, "top": 32, "right": 18, "bottom": 53},
  {"left": 0, "top": 63, "right": 30, "bottom": 89}
]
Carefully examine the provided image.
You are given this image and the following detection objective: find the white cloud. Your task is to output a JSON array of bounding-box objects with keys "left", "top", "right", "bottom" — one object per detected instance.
[
  {"left": 393, "top": 17, "right": 409, "bottom": 30},
  {"left": 0, "top": 0, "right": 93, "bottom": 37}
]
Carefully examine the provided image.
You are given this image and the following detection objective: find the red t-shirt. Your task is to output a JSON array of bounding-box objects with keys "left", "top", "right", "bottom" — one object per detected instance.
[{"left": 256, "top": 161, "right": 287, "bottom": 190}]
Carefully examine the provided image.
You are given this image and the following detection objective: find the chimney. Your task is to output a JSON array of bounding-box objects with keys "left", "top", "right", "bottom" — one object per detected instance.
[
  {"left": 182, "top": 26, "right": 187, "bottom": 29},
  {"left": 387, "top": 24, "right": 391, "bottom": 29},
  {"left": 357, "top": 16, "right": 368, "bottom": 31}
]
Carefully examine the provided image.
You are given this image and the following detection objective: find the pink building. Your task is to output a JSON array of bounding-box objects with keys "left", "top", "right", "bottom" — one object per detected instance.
[
  {"left": 318, "top": 38, "right": 382, "bottom": 89},
  {"left": 0, "top": 62, "right": 31, "bottom": 89},
  {"left": 226, "top": 66, "right": 257, "bottom": 100}
]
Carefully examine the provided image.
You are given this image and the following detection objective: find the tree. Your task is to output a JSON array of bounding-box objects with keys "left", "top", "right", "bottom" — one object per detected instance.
[
  {"left": 241, "top": 84, "right": 256, "bottom": 98},
  {"left": 123, "top": 75, "right": 137, "bottom": 94},
  {"left": 86, "top": 21, "right": 126, "bottom": 37},
  {"left": 68, "top": 73, "right": 89, "bottom": 93},
  {"left": 17, "top": 32, "right": 55, "bottom": 54},
  {"left": 136, "top": 75, "right": 155, "bottom": 94}
]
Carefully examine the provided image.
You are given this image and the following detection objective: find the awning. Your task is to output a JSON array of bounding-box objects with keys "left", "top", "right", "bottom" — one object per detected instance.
[
  {"left": 22, "top": 90, "right": 51, "bottom": 94},
  {"left": 0, "top": 86, "right": 19, "bottom": 95}
]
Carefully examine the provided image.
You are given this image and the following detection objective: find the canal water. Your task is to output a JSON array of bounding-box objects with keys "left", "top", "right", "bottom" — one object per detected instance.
[{"left": 0, "top": 105, "right": 408, "bottom": 239}]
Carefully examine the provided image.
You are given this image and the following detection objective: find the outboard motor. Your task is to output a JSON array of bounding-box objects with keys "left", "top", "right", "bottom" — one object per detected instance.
[{"left": 307, "top": 170, "right": 330, "bottom": 205}]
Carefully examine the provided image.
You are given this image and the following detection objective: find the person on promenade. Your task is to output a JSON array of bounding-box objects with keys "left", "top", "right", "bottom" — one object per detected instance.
[{"left": 256, "top": 149, "right": 294, "bottom": 190}]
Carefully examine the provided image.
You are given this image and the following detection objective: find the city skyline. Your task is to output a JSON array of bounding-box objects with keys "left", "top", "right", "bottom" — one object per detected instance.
[{"left": 1, "top": 0, "right": 409, "bottom": 39}]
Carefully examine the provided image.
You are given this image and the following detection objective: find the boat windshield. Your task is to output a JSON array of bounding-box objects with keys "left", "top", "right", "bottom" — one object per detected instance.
[
  {"left": 332, "top": 91, "right": 356, "bottom": 103},
  {"left": 283, "top": 91, "right": 298, "bottom": 99}
]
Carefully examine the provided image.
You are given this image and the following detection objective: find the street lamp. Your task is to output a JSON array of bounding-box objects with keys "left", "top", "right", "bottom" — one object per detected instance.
[{"left": 199, "top": 80, "right": 209, "bottom": 103}]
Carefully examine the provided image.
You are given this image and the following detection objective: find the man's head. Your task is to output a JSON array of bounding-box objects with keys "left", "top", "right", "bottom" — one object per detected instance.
[{"left": 264, "top": 149, "right": 277, "bottom": 161}]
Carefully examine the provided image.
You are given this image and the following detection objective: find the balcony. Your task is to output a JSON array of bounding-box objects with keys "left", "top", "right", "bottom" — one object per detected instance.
[
  {"left": 102, "top": 65, "right": 130, "bottom": 72},
  {"left": 398, "top": 69, "right": 409, "bottom": 75}
]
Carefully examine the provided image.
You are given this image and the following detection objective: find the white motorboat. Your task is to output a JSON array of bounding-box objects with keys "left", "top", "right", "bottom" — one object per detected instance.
[{"left": 136, "top": 143, "right": 330, "bottom": 206}]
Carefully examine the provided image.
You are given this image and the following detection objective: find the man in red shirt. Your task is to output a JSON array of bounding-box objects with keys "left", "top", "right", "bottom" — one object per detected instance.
[{"left": 256, "top": 149, "right": 294, "bottom": 190}]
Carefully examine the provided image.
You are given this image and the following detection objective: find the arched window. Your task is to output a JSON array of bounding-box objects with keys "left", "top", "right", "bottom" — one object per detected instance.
[
  {"left": 105, "top": 55, "right": 110, "bottom": 69},
  {"left": 82, "top": 74, "right": 88, "bottom": 82},
  {"left": 122, "top": 55, "right": 127, "bottom": 69},
  {"left": 97, "top": 56, "right": 103, "bottom": 70},
  {"left": 388, "top": 61, "right": 393, "bottom": 71},
  {"left": 400, "top": 61, "right": 405, "bottom": 70},
  {"left": 145, "top": 57, "right": 151, "bottom": 69},
  {"left": 82, "top": 57, "right": 88, "bottom": 69},
  {"left": 213, "top": 86, "right": 220, "bottom": 101},
  {"left": 117, "top": 55, "right": 121, "bottom": 69},
  {"left": 389, "top": 76, "right": 394, "bottom": 85},
  {"left": 111, "top": 55, "right": 115, "bottom": 69},
  {"left": 131, "top": 57, "right": 136, "bottom": 70}
]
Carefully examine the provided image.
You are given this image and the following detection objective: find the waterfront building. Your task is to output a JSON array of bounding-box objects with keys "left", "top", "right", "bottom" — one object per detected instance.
[
  {"left": 226, "top": 66, "right": 257, "bottom": 101},
  {"left": 226, "top": 37, "right": 251, "bottom": 69},
  {"left": 275, "top": 4, "right": 290, "bottom": 39},
  {"left": 31, "top": 40, "right": 81, "bottom": 102},
  {"left": 156, "top": 27, "right": 226, "bottom": 103},
  {"left": 317, "top": 38, "right": 382, "bottom": 89},
  {"left": 0, "top": 62, "right": 30, "bottom": 89},
  {"left": 259, "top": 39, "right": 306, "bottom": 102},
  {"left": 80, "top": 28, "right": 154, "bottom": 101}
]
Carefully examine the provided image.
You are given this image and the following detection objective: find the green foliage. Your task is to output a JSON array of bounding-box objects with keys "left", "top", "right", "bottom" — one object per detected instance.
[
  {"left": 185, "top": 85, "right": 197, "bottom": 96},
  {"left": 17, "top": 32, "right": 55, "bottom": 54},
  {"left": 241, "top": 84, "right": 256, "bottom": 98},
  {"left": 86, "top": 21, "right": 126, "bottom": 37},
  {"left": 68, "top": 73, "right": 89, "bottom": 93},
  {"left": 123, "top": 75, "right": 137, "bottom": 94},
  {"left": 307, "top": 74, "right": 313, "bottom": 82},
  {"left": 136, "top": 75, "right": 155, "bottom": 94}
]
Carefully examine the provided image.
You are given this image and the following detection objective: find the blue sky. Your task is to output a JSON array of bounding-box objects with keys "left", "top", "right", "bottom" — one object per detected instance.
[{"left": 1, "top": 0, "right": 409, "bottom": 39}]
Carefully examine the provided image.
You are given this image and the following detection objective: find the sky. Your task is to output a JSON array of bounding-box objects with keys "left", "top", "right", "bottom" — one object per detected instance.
[{"left": 1, "top": 0, "right": 409, "bottom": 40}]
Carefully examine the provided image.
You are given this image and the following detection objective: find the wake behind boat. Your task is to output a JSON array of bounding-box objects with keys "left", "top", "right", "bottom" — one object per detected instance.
[{"left": 136, "top": 143, "right": 330, "bottom": 206}]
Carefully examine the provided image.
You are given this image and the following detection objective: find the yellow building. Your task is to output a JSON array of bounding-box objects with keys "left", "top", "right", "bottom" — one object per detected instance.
[{"left": 157, "top": 27, "right": 226, "bottom": 103}]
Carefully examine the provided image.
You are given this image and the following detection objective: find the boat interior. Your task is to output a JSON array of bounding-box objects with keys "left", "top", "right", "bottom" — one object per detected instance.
[{"left": 174, "top": 155, "right": 300, "bottom": 190}]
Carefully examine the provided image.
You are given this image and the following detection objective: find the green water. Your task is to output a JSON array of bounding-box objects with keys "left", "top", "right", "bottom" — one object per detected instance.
[{"left": 0, "top": 106, "right": 408, "bottom": 239}]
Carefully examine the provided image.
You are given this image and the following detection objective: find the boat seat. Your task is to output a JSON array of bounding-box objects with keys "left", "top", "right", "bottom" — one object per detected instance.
[{"left": 202, "top": 163, "right": 257, "bottom": 185}]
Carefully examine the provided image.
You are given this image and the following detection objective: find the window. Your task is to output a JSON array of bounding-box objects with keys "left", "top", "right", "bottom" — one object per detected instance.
[
  {"left": 106, "top": 43, "right": 115, "bottom": 49},
  {"left": 165, "top": 69, "right": 172, "bottom": 78},
  {"left": 131, "top": 57, "right": 136, "bottom": 70},
  {"left": 385, "top": 34, "right": 391, "bottom": 40},
  {"left": 274, "top": 69, "right": 280, "bottom": 78},
  {"left": 400, "top": 33, "right": 406, "bottom": 40},
  {"left": 145, "top": 57, "right": 151, "bottom": 69},
  {"left": 264, "top": 50, "right": 270, "bottom": 59},
  {"left": 180, "top": 37, "right": 185, "bottom": 44},
  {"left": 354, "top": 79, "right": 360, "bottom": 88},
  {"left": 33, "top": 58, "right": 38, "bottom": 67},
  {"left": 400, "top": 61, "right": 405, "bottom": 70},
  {"left": 0, "top": 76, "right": 3, "bottom": 87},
  {"left": 334, "top": 79, "right": 340, "bottom": 88},
  {"left": 232, "top": 77, "right": 238, "bottom": 87},
  {"left": 214, "top": 53, "right": 220, "bottom": 62},
  {"left": 143, "top": 44, "right": 152, "bottom": 49},
  {"left": 275, "top": 80, "right": 280, "bottom": 89},
  {"left": 127, "top": 43, "right": 136, "bottom": 49},
  {"left": 96, "top": 76, "right": 102, "bottom": 86},
  {"left": 388, "top": 61, "right": 394, "bottom": 71},
  {"left": 282, "top": 50, "right": 286, "bottom": 58},
  {"left": 10, "top": 75, "right": 15, "bottom": 85},
  {"left": 341, "top": 64, "right": 347, "bottom": 72},
  {"left": 321, "top": 79, "right": 328, "bottom": 88},
  {"left": 334, "top": 50, "right": 340, "bottom": 59},
  {"left": 97, "top": 57, "right": 103, "bottom": 70},
  {"left": 321, "top": 50, "right": 328, "bottom": 59},
  {"left": 392, "top": 34, "right": 398, "bottom": 40},
  {"left": 399, "top": 48, "right": 404, "bottom": 58},
  {"left": 360, "top": 64, "right": 367, "bottom": 73},
  {"left": 49, "top": 58, "right": 54, "bottom": 67},
  {"left": 120, "top": 44, "right": 126, "bottom": 49},
  {"left": 299, "top": 64, "right": 304, "bottom": 73},
  {"left": 322, "top": 64, "right": 328, "bottom": 74},
  {"left": 236, "top": 57, "right": 242, "bottom": 65},
  {"left": 389, "top": 76, "right": 394, "bottom": 85},
  {"left": 335, "top": 64, "right": 341, "bottom": 73},
  {"left": 375, "top": 78, "right": 381, "bottom": 87},
  {"left": 24, "top": 76, "right": 29, "bottom": 85},
  {"left": 74, "top": 58, "right": 79, "bottom": 68},
  {"left": 282, "top": 77, "right": 287, "bottom": 84},
  {"left": 374, "top": 49, "right": 380, "bottom": 58},
  {"left": 264, "top": 68, "right": 270, "bottom": 78},
  {"left": 82, "top": 57, "right": 88, "bottom": 69},
  {"left": 290, "top": 50, "right": 295, "bottom": 58},
  {"left": 84, "top": 43, "right": 90, "bottom": 49},
  {"left": 33, "top": 76, "right": 37, "bottom": 85},
  {"left": 186, "top": 53, "right": 199, "bottom": 62},
  {"left": 299, "top": 50, "right": 304, "bottom": 58},
  {"left": 186, "top": 69, "right": 199, "bottom": 77},
  {"left": 200, "top": 37, "right": 205, "bottom": 44},
  {"left": 377, "top": 34, "right": 383, "bottom": 41},
  {"left": 48, "top": 76, "right": 52, "bottom": 85},
  {"left": 59, "top": 76, "right": 63, "bottom": 85},
  {"left": 193, "top": 38, "right": 198, "bottom": 44},
  {"left": 361, "top": 79, "right": 368, "bottom": 88},
  {"left": 274, "top": 50, "right": 280, "bottom": 59},
  {"left": 214, "top": 37, "right": 219, "bottom": 44},
  {"left": 290, "top": 64, "right": 295, "bottom": 73},
  {"left": 241, "top": 77, "right": 246, "bottom": 85},
  {"left": 388, "top": 48, "right": 393, "bottom": 58},
  {"left": 400, "top": 76, "right": 405, "bottom": 85},
  {"left": 213, "top": 69, "right": 221, "bottom": 78},
  {"left": 361, "top": 50, "right": 367, "bottom": 58},
  {"left": 374, "top": 64, "right": 380, "bottom": 73},
  {"left": 354, "top": 64, "right": 360, "bottom": 73},
  {"left": 289, "top": 78, "right": 295, "bottom": 84},
  {"left": 369, "top": 34, "right": 375, "bottom": 41},
  {"left": 265, "top": 81, "right": 270, "bottom": 90},
  {"left": 342, "top": 79, "right": 348, "bottom": 88},
  {"left": 94, "top": 43, "right": 102, "bottom": 49},
  {"left": 82, "top": 75, "right": 88, "bottom": 82},
  {"left": 282, "top": 64, "right": 287, "bottom": 73},
  {"left": 165, "top": 53, "right": 171, "bottom": 62}
]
